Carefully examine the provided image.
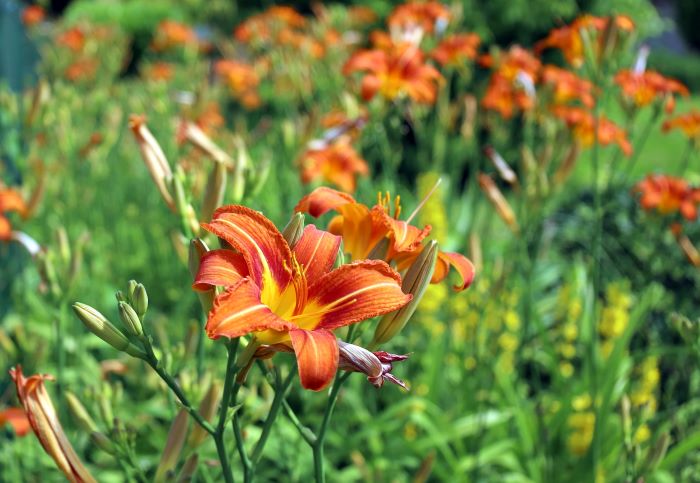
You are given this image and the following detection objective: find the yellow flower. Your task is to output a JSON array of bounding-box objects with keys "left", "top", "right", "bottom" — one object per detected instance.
[
  {"left": 634, "top": 424, "right": 651, "bottom": 444},
  {"left": 504, "top": 310, "right": 521, "bottom": 331},
  {"left": 498, "top": 333, "right": 519, "bottom": 352},
  {"left": 572, "top": 394, "right": 592, "bottom": 411},
  {"left": 567, "top": 411, "right": 595, "bottom": 456},
  {"left": 562, "top": 323, "right": 578, "bottom": 341},
  {"left": 465, "top": 356, "right": 477, "bottom": 370},
  {"left": 404, "top": 422, "right": 417, "bottom": 441},
  {"left": 560, "top": 362, "right": 575, "bottom": 378},
  {"left": 558, "top": 343, "right": 576, "bottom": 359}
]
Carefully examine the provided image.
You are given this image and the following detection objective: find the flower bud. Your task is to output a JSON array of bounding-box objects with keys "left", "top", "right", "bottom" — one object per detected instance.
[
  {"left": 372, "top": 241, "right": 438, "bottom": 346},
  {"left": 133, "top": 283, "right": 148, "bottom": 318},
  {"left": 477, "top": 173, "right": 518, "bottom": 232},
  {"left": 118, "top": 302, "right": 143, "bottom": 337},
  {"left": 181, "top": 121, "right": 234, "bottom": 167},
  {"left": 115, "top": 290, "right": 127, "bottom": 303},
  {"left": 338, "top": 340, "right": 409, "bottom": 389},
  {"left": 154, "top": 409, "right": 190, "bottom": 483},
  {"left": 232, "top": 136, "right": 250, "bottom": 203},
  {"left": 65, "top": 391, "right": 98, "bottom": 433},
  {"left": 90, "top": 432, "right": 116, "bottom": 455},
  {"left": 281, "top": 213, "right": 305, "bottom": 248},
  {"left": 127, "top": 280, "right": 138, "bottom": 302},
  {"left": 128, "top": 115, "right": 176, "bottom": 212},
  {"left": 187, "top": 381, "right": 221, "bottom": 448},
  {"left": 366, "top": 238, "right": 390, "bottom": 261},
  {"left": 484, "top": 146, "right": 517, "bottom": 185},
  {"left": 201, "top": 161, "right": 227, "bottom": 223},
  {"left": 73, "top": 303, "right": 145, "bottom": 358}
]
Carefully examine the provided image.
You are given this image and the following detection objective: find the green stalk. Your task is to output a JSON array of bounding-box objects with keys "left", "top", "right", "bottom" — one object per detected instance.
[
  {"left": 313, "top": 372, "right": 351, "bottom": 483},
  {"left": 212, "top": 340, "right": 240, "bottom": 483}
]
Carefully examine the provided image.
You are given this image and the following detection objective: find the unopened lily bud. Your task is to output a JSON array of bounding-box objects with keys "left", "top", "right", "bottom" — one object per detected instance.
[
  {"left": 231, "top": 136, "right": 250, "bottom": 203},
  {"left": 155, "top": 409, "right": 190, "bottom": 483},
  {"left": 118, "top": 302, "right": 143, "bottom": 337},
  {"left": 182, "top": 121, "right": 234, "bottom": 167},
  {"left": 188, "top": 239, "right": 215, "bottom": 313},
  {"left": 127, "top": 280, "right": 138, "bottom": 303},
  {"left": 676, "top": 235, "right": 700, "bottom": 267},
  {"left": 338, "top": 340, "right": 409, "bottom": 389},
  {"left": 65, "top": 391, "right": 98, "bottom": 433},
  {"left": 201, "top": 162, "right": 227, "bottom": 223},
  {"left": 366, "top": 238, "right": 390, "bottom": 261},
  {"left": 484, "top": 146, "right": 517, "bottom": 185},
  {"left": 477, "top": 173, "right": 518, "bottom": 232},
  {"left": 90, "top": 432, "right": 117, "bottom": 455},
  {"left": 460, "top": 94, "right": 477, "bottom": 140},
  {"left": 281, "top": 213, "right": 305, "bottom": 248},
  {"left": 128, "top": 115, "right": 175, "bottom": 212},
  {"left": 73, "top": 303, "right": 145, "bottom": 358},
  {"left": 373, "top": 241, "right": 438, "bottom": 345},
  {"left": 176, "top": 454, "right": 199, "bottom": 483},
  {"left": 133, "top": 283, "right": 148, "bottom": 318},
  {"left": 188, "top": 381, "right": 221, "bottom": 448},
  {"left": 115, "top": 290, "right": 127, "bottom": 303}
]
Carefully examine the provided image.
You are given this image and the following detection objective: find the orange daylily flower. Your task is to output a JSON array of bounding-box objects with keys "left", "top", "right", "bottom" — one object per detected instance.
[
  {"left": 431, "top": 33, "right": 481, "bottom": 67},
  {"left": 151, "top": 20, "right": 197, "bottom": 52},
  {"left": 300, "top": 141, "right": 369, "bottom": 193},
  {"left": 0, "top": 407, "right": 30, "bottom": 436},
  {"left": 22, "top": 5, "right": 45, "bottom": 27},
  {"left": 535, "top": 15, "right": 634, "bottom": 68},
  {"left": 343, "top": 43, "right": 442, "bottom": 104},
  {"left": 634, "top": 174, "right": 700, "bottom": 221},
  {"left": 0, "top": 188, "right": 28, "bottom": 241},
  {"left": 541, "top": 65, "right": 595, "bottom": 108},
  {"left": 214, "top": 60, "right": 261, "bottom": 109},
  {"left": 10, "top": 366, "right": 96, "bottom": 483},
  {"left": 57, "top": 27, "right": 86, "bottom": 52},
  {"left": 553, "top": 106, "right": 632, "bottom": 156},
  {"left": 234, "top": 6, "right": 306, "bottom": 46},
  {"left": 480, "top": 46, "right": 540, "bottom": 119},
  {"left": 387, "top": 1, "right": 450, "bottom": 35},
  {"left": 193, "top": 206, "right": 411, "bottom": 391},
  {"left": 143, "top": 62, "right": 174, "bottom": 82},
  {"left": 64, "top": 59, "right": 98, "bottom": 82},
  {"left": 295, "top": 187, "right": 475, "bottom": 291},
  {"left": 663, "top": 110, "right": 700, "bottom": 141},
  {"left": 614, "top": 70, "right": 688, "bottom": 110}
]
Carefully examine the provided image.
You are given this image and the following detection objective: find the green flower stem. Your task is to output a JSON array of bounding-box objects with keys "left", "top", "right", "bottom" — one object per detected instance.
[
  {"left": 231, "top": 413, "right": 252, "bottom": 481},
  {"left": 282, "top": 399, "right": 317, "bottom": 446},
  {"left": 313, "top": 371, "right": 351, "bottom": 483},
  {"left": 679, "top": 141, "right": 694, "bottom": 176},
  {"left": 212, "top": 340, "right": 240, "bottom": 483}
]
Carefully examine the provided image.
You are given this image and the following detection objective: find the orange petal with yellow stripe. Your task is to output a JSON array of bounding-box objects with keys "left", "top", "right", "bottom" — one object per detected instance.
[
  {"left": 193, "top": 249, "right": 248, "bottom": 291},
  {"left": 290, "top": 328, "right": 339, "bottom": 391},
  {"left": 205, "top": 278, "right": 294, "bottom": 339},
  {"left": 298, "top": 260, "right": 411, "bottom": 331},
  {"left": 292, "top": 225, "right": 341, "bottom": 283},
  {"left": 202, "top": 205, "right": 292, "bottom": 294},
  {"left": 433, "top": 251, "right": 476, "bottom": 291},
  {"left": 294, "top": 187, "right": 355, "bottom": 217},
  {"left": 378, "top": 210, "right": 431, "bottom": 254}
]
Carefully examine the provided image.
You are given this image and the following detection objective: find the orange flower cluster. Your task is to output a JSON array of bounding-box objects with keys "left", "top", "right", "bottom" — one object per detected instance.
[
  {"left": 387, "top": 1, "right": 450, "bottom": 35},
  {"left": 480, "top": 46, "right": 541, "bottom": 119},
  {"left": 541, "top": 65, "right": 594, "bottom": 108},
  {"left": 663, "top": 111, "right": 700, "bottom": 141},
  {"left": 143, "top": 61, "right": 174, "bottom": 82},
  {"left": 64, "top": 59, "right": 98, "bottom": 82},
  {"left": 535, "top": 15, "right": 634, "bottom": 68},
  {"left": 431, "top": 33, "right": 481, "bottom": 67},
  {"left": 0, "top": 188, "right": 27, "bottom": 240},
  {"left": 235, "top": 6, "right": 307, "bottom": 45},
  {"left": 57, "top": 27, "right": 86, "bottom": 52},
  {"left": 615, "top": 70, "right": 688, "bottom": 111},
  {"left": 553, "top": 106, "right": 632, "bottom": 156},
  {"left": 214, "top": 60, "right": 261, "bottom": 109},
  {"left": 295, "top": 187, "right": 475, "bottom": 291},
  {"left": 151, "top": 20, "right": 197, "bottom": 52},
  {"left": 343, "top": 43, "right": 442, "bottom": 104},
  {"left": 300, "top": 142, "right": 369, "bottom": 193},
  {"left": 634, "top": 175, "right": 700, "bottom": 221},
  {"left": 22, "top": 5, "right": 45, "bottom": 27}
]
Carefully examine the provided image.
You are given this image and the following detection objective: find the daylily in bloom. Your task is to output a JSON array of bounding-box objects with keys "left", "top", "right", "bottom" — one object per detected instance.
[
  {"left": 553, "top": 106, "right": 632, "bottom": 156},
  {"left": 57, "top": 27, "right": 86, "bottom": 53},
  {"left": 214, "top": 60, "right": 261, "bottom": 109},
  {"left": 151, "top": 20, "right": 197, "bottom": 52},
  {"left": 431, "top": 33, "right": 481, "bottom": 67},
  {"left": 0, "top": 188, "right": 28, "bottom": 241},
  {"left": 387, "top": 1, "right": 450, "bottom": 35},
  {"left": 193, "top": 206, "right": 411, "bottom": 390},
  {"left": 634, "top": 174, "right": 700, "bottom": 221},
  {"left": 541, "top": 65, "right": 595, "bottom": 108},
  {"left": 0, "top": 407, "right": 30, "bottom": 436},
  {"left": 614, "top": 70, "right": 688, "bottom": 111},
  {"left": 10, "top": 366, "right": 96, "bottom": 483},
  {"left": 295, "top": 187, "right": 474, "bottom": 291},
  {"left": 535, "top": 15, "right": 634, "bottom": 68},
  {"left": 343, "top": 43, "right": 442, "bottom": 104},
  {"left": 234, "top": 6, "right": 306, "bottom": 46},
  {"left": 143, "top": 61, "right": 174, "bottom": 82},
  {"left": 663, "top": 110, "right": 700, "bottom": 142},
  {"left": 64, "top": 59, "right": 98, "bottom": 83},
  {"left": 299, "top": 141, "right": 369, "bottom": 193}
]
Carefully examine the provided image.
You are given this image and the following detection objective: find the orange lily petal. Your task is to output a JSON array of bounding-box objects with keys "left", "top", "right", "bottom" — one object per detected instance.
[
  {"left": 203, "top": 205, "right": 292, "bottom": 300},
  {"left": 378, "top": 209, "right": 432, "bottom": 254},
  {"left": 290, "top": 328, "right": 338, "bottom": 391},
  {"left": 292, "top": 225, "right": 341, "bottom": 283},
  {"left": 0, "top": 407, "right": 30, "bottom": 437},
  {"left": 294, "top": 187, "right": 356, "bottom": 217},
  {"left": 299, "top": 260, "right": 411, "bottom": 331},
  {"left": 193, "top": 249, "right": 248, "bottom": 291},
  {"left": 0, "top": 189, "right": 27, "bottom": 216},
  {"left": 10, "top": 366, "right": 97, "bottom": 483},
  {"left": 337, "top": 203, "right": 389, "bottom": 260},
  {"left": 434, "top": 251, "right": 476, "bottom": 291},
  {"left": 205, "top": 278, "right": 294, "bottom": 339},
  {"left": 0, "top": 216, "right": 11, "bottom": 241}
]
